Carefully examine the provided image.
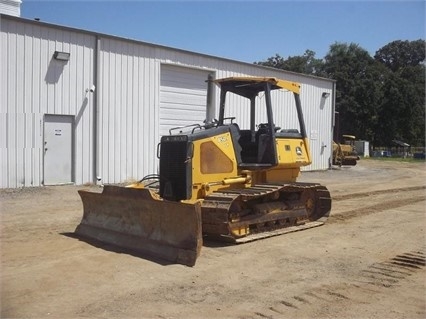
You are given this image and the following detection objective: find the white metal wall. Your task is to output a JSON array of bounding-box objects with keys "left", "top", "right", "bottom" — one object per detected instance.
[
  {"left": 1, "top": 17, "right": 95, "bottom": 187},
  {"left": 97, "top": 39, "right": 333, "bottom": 183},
  {"left": 1, "top": 15, "right": 334, "bottom": 188},
  {"left": 0, "top": 0, "right": 21, "bottom": 17},
  {"left": 97, "top": 38, "right": 158, "bottom": 184}
]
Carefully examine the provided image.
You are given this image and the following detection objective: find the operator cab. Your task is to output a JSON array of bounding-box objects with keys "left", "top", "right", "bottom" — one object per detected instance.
[{"left": 214, "top": 77, "right": 306, "bottom": 170}]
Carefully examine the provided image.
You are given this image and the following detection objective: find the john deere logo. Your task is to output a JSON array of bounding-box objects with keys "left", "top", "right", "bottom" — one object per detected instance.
[{"left": 296, "top": 147, "right": 303, "bottom": 156}]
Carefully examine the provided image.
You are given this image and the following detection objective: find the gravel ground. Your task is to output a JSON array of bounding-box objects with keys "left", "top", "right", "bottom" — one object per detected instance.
[{"left": 1, "top": 159, "right": 425, "bottom": 318}]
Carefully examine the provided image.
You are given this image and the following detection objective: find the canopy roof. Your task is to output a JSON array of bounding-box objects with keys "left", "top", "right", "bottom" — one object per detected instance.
[
  {"left": 214, "top": 77, "right": 301, "bottom": 98},
  {"left": 342, "top": 135, "right": 356, "bottom": 140}
]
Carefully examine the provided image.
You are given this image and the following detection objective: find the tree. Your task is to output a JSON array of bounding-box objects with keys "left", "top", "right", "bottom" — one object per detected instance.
[
  {"left": 374, "top": 40, "right": 425, "bottom": 146},
  {"left": 374, "top": 39, "right": 425, "bottom": 72},
  {"left": 321, "top": 42, "right": 386, "bottom": 143},
  {"left": 255, "top": 50, "right": 323, "bottom": 75},
  {"left": 255, "top": 39, "right": 425, "bottom": 147}
]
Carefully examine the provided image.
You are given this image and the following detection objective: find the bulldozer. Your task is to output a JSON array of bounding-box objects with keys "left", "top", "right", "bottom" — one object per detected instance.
[
  {"left": 332, "top": 134, "right": 360, "bottom": 166},
  {"left": 75, "top": 77, "right": 331, "bottom": 266}
]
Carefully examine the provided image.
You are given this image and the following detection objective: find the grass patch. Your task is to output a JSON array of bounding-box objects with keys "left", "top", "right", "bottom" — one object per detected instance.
[{"left": 363, "top": 157, "right": 425, "bottom": 163}]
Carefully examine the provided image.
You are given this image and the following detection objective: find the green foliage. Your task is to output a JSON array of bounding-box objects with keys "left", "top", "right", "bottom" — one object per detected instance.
[
  {"left": 255, "top": 39, "right": 426, "bottom": 147},
  {"left": 255, "top": 50, "right": 324, "bottom": 76},
  {"left": 322, "top": 43, "right": 387, "bottom": 144},
  {"left": 374, "top": 40, "right": 425, "bottom": 72},
  {"left": 374, "top": 40, "right": 425, "bottom": 146}
]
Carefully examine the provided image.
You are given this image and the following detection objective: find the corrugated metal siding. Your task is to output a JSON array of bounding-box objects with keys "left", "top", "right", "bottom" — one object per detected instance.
[
  {"left": 1, "top": 16, "right": 334, "bottom": 188},
  {"left": 0, "top": 0, "right": 21, "bottom": 17},
  {"left": 1, "top": 18, "right": 95, "bottom": 187},
  {"left": 98, "top": 38, "right": 158, "bottom": 183}
]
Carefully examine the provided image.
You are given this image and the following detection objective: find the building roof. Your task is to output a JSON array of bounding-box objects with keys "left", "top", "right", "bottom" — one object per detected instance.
[{"left": 0, "top": 13, "right": 336, "bottom": 84}]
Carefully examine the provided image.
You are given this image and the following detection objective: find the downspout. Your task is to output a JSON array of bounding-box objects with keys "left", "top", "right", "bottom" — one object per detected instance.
[
  {"left": 330, "top": 81, "right": 337, "bottom": 169},
  {"left": 93, "top": 36, "right": 100, "bottom": 184}
]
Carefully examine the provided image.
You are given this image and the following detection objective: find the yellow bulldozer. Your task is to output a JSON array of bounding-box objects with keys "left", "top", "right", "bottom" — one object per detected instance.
[
  {"left": 332, "top": 134, "right": 360, "bottom": 166},
  {"left": 75, "top": 77, "right": 331, "bottom": 266}
]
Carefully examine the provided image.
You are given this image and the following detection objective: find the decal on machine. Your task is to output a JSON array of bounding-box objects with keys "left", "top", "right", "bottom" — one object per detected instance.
[{"left": 217, "top": 136, "right": 228, "bottom": 143}]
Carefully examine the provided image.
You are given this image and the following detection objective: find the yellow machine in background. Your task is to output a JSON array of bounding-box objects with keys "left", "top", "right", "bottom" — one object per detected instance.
[
  {"left": 332, "top": 134, "right": 360, "bottom": 166},
  {"left": 75, "top": 77, "right": 331, "bottom": 266}
]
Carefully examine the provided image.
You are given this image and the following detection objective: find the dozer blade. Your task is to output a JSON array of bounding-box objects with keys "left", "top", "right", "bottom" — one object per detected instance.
[{"left": 75, "top": 185, "right": 202, "bottom": 266}]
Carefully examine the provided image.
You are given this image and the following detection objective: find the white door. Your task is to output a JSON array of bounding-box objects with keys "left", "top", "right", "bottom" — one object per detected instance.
[
  {"left": 160, "top": 65, "right": 211, "bottom": 136},
  {"left": 44, "top": 115, "right": 74, "bottom": 185}
]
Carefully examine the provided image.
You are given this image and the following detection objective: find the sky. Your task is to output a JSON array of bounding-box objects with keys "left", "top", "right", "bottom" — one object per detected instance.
[{"left": 20, "top": 0, "right": 425, "bottom": 63}]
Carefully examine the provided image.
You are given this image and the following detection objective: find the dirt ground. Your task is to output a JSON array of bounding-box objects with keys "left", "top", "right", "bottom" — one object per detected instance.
[{"left": 1, "top": 159, "right": 425, "bottom": 319}]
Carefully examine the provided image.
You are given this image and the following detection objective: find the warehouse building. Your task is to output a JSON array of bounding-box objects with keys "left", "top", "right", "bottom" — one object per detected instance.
[{"left": 0, "top": 13, "right": 336, "bottom": 188}]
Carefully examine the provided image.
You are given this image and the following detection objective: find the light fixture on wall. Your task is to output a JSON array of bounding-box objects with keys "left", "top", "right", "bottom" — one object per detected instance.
[
  {"left": 53, "top": 51, "right": 70, "bottom": 61},
  {"left": 322, "top": 92, "right": 330, "bottom": 98}
]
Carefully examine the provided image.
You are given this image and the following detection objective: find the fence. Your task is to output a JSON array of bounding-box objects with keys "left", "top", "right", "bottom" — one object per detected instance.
[{"left": 371, "top": 146, "right": 425, "bottom": 159}]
